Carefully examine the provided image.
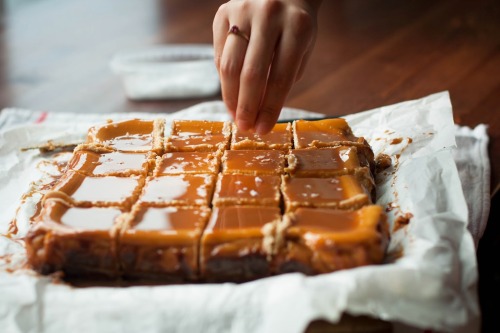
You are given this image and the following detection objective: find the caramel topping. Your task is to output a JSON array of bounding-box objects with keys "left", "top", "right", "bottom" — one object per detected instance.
[
  {"left": 205, "top": 206, "right": 281, "bottom": 231},
  {"left": 172, "top": 120, "right": 229, "bottom": 136},
  {"left": 87, "top": 119, "right": 155, "bottom": 152},
  {"left": 282, "top": 175, "right": 369, "bottom": 208},
  {"left": 131, "top": 206, "right": 210, "bottom": 231},
  {"left": 166, "top": 135, "right": 228, "bottom": 152},
  {"left": 213, "top": 174, "right": 281, "bottom": 206},
  {"left": 286, "top": 147, "right": 361, "bottom": 176},
  {"left": 68, "top": 151, "right": 150, "bottom": 176},
  {"left": 294, "top": 119, "right": 358, "bottom": 148},
  {"left": 40, "top": 199, "right": 121, "bottom": 230},
  {"left": 231, "top": 123, "right": 292, "bottom": 150},
  {"left": 139, "top": 174, "right": 215, "bottom": 206},
  {"left": 223, "top": 150, "right": 284, "bottom": 175},
  {"left": 287, "top": 205, "right": 385, "bottom": 244},
  {"left": 156, "top": 152, "right": 219, "bottom": 175},
  {"left": 52, "top": 171, "right": 143, "bottom": 206}
]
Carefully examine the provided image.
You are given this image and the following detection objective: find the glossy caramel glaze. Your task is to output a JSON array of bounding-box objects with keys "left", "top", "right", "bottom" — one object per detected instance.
[
  {"left": 222, "top": 150, "right": 285, "bottom": 175},
  {"left": 51, "top": 171, "right": 144, "bottom": 208},
  {"left": 171, "top": 120, "right": 230, "bottom": 136},
  {"left": 281, "top": 175, "right": 370, "bottom": 212},
  {"left": 293, "top": 119, "right": 360, "bottom": 148},
  {"left": 231, "top": 123, "right": 292, "bottom": 151},
  {"left": 165, "top": 135, "right": 229, "bottom": 153},
  {"left": 122, "top": 205, "right": 211, "bottom": 245},
  {"left": 155, "top": 152, "right": 220, "bottom": 175},
  {"left": 285, "top": 147, "right": 364, "bottom": 177},
  {"left": 138, "top": 174, "right": 215, "bottom": 207},
  {"left": 37, "top": 199, "right": 122, "bottom": 230},
  {"left": 205, "top": 206, "right": 281, "bottom": 232},
  {"left": 132, "top": 206, "right": 209, "bottom": 232},
  {"left": 212, "top": 174, "right": 281, "bottom": 207},
  {"left": 68, "top": 150, "right": 151, "bottom": 176},
  {"left": 87, "top": 119, "right": 156, "bottom": 152}
]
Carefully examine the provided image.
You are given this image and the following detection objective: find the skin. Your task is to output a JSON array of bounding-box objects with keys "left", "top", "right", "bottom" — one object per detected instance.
[{"left": 213, "top": 0, "right": 322, "bottom": 134}]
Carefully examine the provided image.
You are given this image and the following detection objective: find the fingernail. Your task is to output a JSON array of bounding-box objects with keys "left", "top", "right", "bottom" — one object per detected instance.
[
  {"left": 255, "top": 122, "right": 272, "bottom": 135},
  {"left": 236, "top": 119, "right": 254, "bottom": 133}
]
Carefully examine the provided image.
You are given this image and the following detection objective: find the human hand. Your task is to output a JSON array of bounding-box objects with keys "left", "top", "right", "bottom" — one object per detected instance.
[{"left": 213, "top": 0, "right": 322, "bottom": 134}]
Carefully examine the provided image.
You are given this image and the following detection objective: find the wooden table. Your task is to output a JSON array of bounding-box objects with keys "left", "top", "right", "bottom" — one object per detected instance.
[{"left": 0, "top": 0, "right": 498, "bottom": 332}]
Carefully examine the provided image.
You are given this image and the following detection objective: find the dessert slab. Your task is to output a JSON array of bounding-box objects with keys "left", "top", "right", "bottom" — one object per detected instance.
[{"left": 25, "top": 118, "right": 388, "bottom": 283}]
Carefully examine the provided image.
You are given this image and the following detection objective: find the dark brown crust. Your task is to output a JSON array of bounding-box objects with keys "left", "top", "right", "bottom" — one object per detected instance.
[
  {"left": 200, "top": 238, "right": 271, "bottom": 282},
  {"left": 25, "top": 224, "right": 120, "bottom": 278},
  {"left": 120, "top": 243, "right": 198, "bottom": 281}
]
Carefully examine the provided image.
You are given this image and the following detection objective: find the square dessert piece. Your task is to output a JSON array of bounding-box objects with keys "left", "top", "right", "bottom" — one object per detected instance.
[
  {"left": 231, "top": 122, "right": 292, "bottom": 151},
  {"left": 222, "top": 150, "right": 285, "bottom": 175},
  {"left": 166, "top": 135, "right": 230, "bottom": 153},
  {"left": 212, "top": 174, "right": 281, "bottom": 207},
  {"left": 50, "top": 171, "right": 144, "bottom": 209},
  {"left": 285, "top": 147, "right": 371, "bottom": 178},
  {"left": 86, "top": 119, "right": 164, "bottom": 153},
  {"left": 293, "top": 118, "right": 368, "bottom": 149},
  {"left": 200, "top": 206, "right": 281, "bottom": 282},
  {"left": 67, "top": 150, "right": 152, "bottom": 177},
  {"left": 25, "top": 199, "right": 124, "bottom": 278},
  {"left": 281, "top": 174, "right": 371, "bottom": 212},
  {"left": 138, "top": 174, "right": 216, "bottom": 207},
  {"left": 275, "top": 205, "right": 388, "bottom": 275},
  {"left": 119, "top": 205, "right": 211, "bottom": 281},
  {"left": 171, "top": 120, "right": 231, "bottom": 136},
  {"left": 154, "top": 151, "right": 220, "bottom": 176},
  {"left": 166, "top": 120, "right": 231, "bottom": 153}
]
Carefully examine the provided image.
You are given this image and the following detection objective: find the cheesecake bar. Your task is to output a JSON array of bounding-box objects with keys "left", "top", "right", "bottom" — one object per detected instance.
[
  {"left": 119, "top": 205, "right": 211, "bottom": 281},
  {"left": 200, "top": 206, "right": 281, "bottom": 282},
  {"left": 275, "top": 206, "right": 389, "bottom": 275},
  {"left": 25, "top": 198, "right": 124, "bottom": 278}
]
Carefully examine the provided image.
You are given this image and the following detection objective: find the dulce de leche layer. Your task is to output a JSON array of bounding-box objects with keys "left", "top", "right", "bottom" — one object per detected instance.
[
  {"left": 285, "top": 147, "right": 369, "bottom": 177},
  {"left": 212, "top": 174, "right": 281, "bottom": 207},
  {"left": 67, "top": 150, "right": 152, "bottom": 177},
  {"left": 138, "top": 174, "right": 216, "bottom": 207},
  {"left": 50, "top": 170, "right": 144, "bottom": 209},
  {"left": 222, "top": 150, "right": 285, "bottom": 175},
  {"left": 166, "top": 120, "right": 231, "bottom": 153},
  {"left": 120, "top": 205, "right": 211, "bottom": 281},
  {"left": 293, "top": 118, "right": 367, "bottom": 149},
  {"left": 25, "top": 199, "right": 124, "bottom": 278},
  {"left": 86, "top": 119, "right": 164, "bottom": 153},
  {"left": 200, "top": 206, "right": 281, "bottom": 282},
  {"left": 155, "top": 151, "right": 220, "bottom": 176},
  {"left": 230, "top": 122, "right": 292, "bottom": 151},
  {"left": 171, "top": 120, "right": 231, "bottom": 136},
  {"left": 281, "top": 174, "right": 370, "bottom": 212}
]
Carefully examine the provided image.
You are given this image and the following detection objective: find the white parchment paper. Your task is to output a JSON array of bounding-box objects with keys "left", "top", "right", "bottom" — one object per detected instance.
[{"left": 0, "top": 92, "right": 483, "bottom": 333}]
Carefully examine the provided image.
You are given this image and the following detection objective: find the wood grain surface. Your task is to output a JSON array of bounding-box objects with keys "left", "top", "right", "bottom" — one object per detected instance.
[{"left": 0, "top": 0, "right": 498, "bottom": 332}]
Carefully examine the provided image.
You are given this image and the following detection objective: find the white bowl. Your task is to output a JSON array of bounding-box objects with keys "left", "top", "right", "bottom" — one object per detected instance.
[{"left": 110, "top": 44, "right": 221, "bottom": 100}]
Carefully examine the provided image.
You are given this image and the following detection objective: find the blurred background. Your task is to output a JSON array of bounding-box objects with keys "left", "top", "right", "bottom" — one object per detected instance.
[{"left": 0, "top": 0, "right": 498, "bottom": 332}]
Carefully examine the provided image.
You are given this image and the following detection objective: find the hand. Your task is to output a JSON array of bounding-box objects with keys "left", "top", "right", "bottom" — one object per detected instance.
[{"left": 213, "top": 0, "right": 322, "bottom": 134}]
